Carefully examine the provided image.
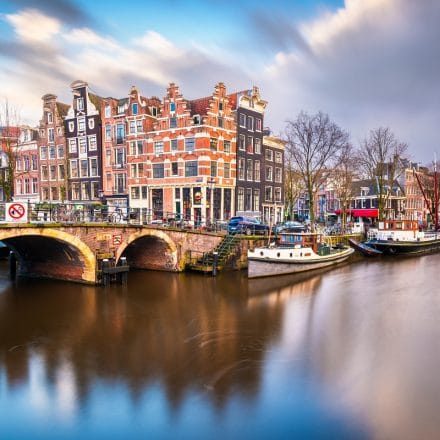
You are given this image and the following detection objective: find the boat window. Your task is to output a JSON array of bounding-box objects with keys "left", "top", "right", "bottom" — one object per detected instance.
[
  {"left": 289, "top": 253, "right": 293, "bottom": 257},
  {"left": 277, "top": 253, "right": 280, "bottom": 257},
  {"left": 260, "top": 251, "right": 264, "bottom": 256}
]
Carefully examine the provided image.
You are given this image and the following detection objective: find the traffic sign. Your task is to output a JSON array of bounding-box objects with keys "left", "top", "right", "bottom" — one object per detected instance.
[{"left": 5, "top": 202, "right": 28, "bottom": 223}]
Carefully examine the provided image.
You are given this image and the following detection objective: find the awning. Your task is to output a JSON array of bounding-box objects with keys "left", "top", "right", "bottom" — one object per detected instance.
[{"left": 334, "top": 209, "right": 379, "bottom": 218}]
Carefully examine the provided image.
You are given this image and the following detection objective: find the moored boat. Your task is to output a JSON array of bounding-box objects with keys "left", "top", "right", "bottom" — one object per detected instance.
[
  {"left": 364, "top": 220, "right": 440, "bottom": 255},
  {"left": 348, "top": 238, "right": 382, "bottom": 257},
  {"left": 248, "top": 232, "right": 354, "bottom": 278}
]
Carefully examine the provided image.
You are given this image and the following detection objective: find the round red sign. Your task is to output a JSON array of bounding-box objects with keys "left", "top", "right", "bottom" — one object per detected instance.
[{"left": 8, "top": 203, "right": 26, "bottom": 220}]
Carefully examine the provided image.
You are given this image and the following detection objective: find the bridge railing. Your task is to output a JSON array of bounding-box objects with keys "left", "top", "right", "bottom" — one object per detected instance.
[{"left": 0, "top": 202, "right": 229, "bottom": 233}]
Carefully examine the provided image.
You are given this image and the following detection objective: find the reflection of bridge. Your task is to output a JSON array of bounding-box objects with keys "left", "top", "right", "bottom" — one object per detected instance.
[{"left": 0, "top": 224, "right": 223, "bottom": 284}]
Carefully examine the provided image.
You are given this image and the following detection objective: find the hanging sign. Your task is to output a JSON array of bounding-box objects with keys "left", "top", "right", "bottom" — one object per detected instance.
[{"left": 5, "top": 202, "right": 28, "bottom": 223}]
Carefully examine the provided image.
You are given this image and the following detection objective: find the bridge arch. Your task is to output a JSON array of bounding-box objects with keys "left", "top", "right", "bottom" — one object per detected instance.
[
  {"left": 0, "top": 228, "right": 96, "bottom": 283},
  {"left": 116, "top": 228, "right": 179, "bottom": 271}
]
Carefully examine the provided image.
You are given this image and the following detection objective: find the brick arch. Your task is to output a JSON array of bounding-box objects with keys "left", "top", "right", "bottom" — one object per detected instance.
[
  {"left": 115, "top": 229, "right": 179, "bottom": 271},
  {"left": 0, "top": 228, "right": 96, "bottom": 283}
]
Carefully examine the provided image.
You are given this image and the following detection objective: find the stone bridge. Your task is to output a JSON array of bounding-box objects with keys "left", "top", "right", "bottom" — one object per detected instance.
[{"left": 0, "top": 224, "right": 223, "bottom": 284}]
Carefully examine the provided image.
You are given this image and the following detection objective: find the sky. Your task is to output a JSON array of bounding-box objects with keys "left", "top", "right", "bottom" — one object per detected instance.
[{"left": 0, "top": 0, "right": 439, "bottom": 162}]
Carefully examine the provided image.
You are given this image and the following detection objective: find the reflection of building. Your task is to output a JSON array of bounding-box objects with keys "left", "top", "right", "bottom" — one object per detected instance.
[
  {"left": 13, "top": 126, "right": 40, "bottom": 203},
  {"left": 38, "top": 93, "right": 69, "bottom": 202},
  {"left": 65, "top": 80, "right": 103, "bottom": 203},
  {"left": 262, "top": 133, "right": 285, "bottom": 223}
]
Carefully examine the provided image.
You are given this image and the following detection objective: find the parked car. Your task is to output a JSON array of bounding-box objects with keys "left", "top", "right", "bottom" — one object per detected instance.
[
  {"left": 228, "top": 216, "right": 269, "bottom": 235},
  {"left": 272, "top": 221, "right": 306, "bottom": 234}
]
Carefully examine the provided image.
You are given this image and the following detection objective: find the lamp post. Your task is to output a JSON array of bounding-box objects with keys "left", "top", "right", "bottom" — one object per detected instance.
[{"left": 207, "top": 177, "right": 215, "bottom": 227}]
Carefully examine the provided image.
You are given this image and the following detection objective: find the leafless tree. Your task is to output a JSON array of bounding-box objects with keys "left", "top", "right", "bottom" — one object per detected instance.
[
  {"left": 358, "top": 127, "right": 407, "bottom": 220},
  {"left": 0, "top": 99, "right": 21, "bottom": 202},
  {"left": 284, "top": 159, "right": 304, "bottom": 220},
  {"left": 284, "top": 111, "right": 350, "bottom": 230},
  {"left": 331, "top": 143, "right": 359, "bottom": 232}
]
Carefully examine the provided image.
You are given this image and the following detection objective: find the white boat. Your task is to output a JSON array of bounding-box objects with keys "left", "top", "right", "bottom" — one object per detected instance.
[{"left": 247, "top": 232, "right": 354, "bottom": 278}]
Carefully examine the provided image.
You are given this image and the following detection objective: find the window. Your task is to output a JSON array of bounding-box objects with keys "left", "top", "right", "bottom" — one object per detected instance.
[
  {"left": 141, "top": 186, "right": 148, "bottom": 199},
  {"left": 49, "top": 146, "right": 56, "bottom": 159},
  {"left": 70, "top": 160, "right": 78, "bottom": 178},
  {"left": 16, "top": 158, "right": 22, "bottom": 172},
  {"left": 117, "top": 104, "right": 125, "bottom": 114},
  {"left": 78, "top": 117, "right": 85, "bottom": 132},
  {"left": 219, "top": 101, "right": 224, "bottom": 111},
  {"left": 105, "top": 124, "right": 112, "bottom": 141},
  {"left": 275, "top": 187, "right": 282, "bottom": 202},
  {"left": 80, "top": 159, "right": 88, "bottom": 177},
  {"left": 275, "top": 167, "right": 282, "bottom": 183},
  {"left": 170, "top": 102, "right": 176, "bottom": 112},
  {"left": 193, "top": 115, "right": 201, "bottom": 125},
  {"left": 59, "top": 164, "right": 65, "bottom": 179},
  {"left": 239, "top": 113, "right": 246, "bottom": 127},
  {"left": 41, "top": 165, "right": 48, "bottom": 180},
  {"left": 68, "top": 139, "right": 77, "bottom": 154},
  {"left": 275, "top": 151, "right": 282, "bottom": 163},
  {"left": 106, "top": 149, "right": 111, "bottom": 166},
  {"left": 88, "top": 136, "right": 97, "bottom": 151},
  {"left": 224, "top": 163, "right": 230, "bottom": 179},
  {"left": 136, "top": 119, "right": 143, "bottom": 133},
  {"left": 211, "top": 161, "right": 217, "bottom": 177},
  {"left": 254, "top": 138, "right": 261, "bottom": 154},
  {"left": 129, "top": 141, "right": 136, "bottom": 155},
  {"left": 247, "top": 136, "right": 253, "bottom": 154},
  {"left": 255, "top": 118, "right": 262, "bottom": 132},
  {"left": 153, "top": 163, "right": 164, "bottom": 178},
  {"left": 266, "top": 165, "right": 273, "bottom": 181},
  {"left": 115, "top": 148, "right": 125, "bottom": 166},
  {"left": 72, "top": 183, "right": 80, "bottom": 200},
  {"left": 23, "top": 156, "right": 30, "bottom": 171},
  {"left": 131, "top": 187, "right": 140, "bottom": 199},
  {"left": 40, "top": 129, "right": 45, "bottom": 137},
  {"left": 57, "top": 127, "right": 62, "bottom": 135},
  {"left": 247, "top": 116, "right": 254, "bottom": 131},
  {"left": 239, "top": 134, "right": 245, "bottom": 151},
  {"left": 81, "top": 182, "right": 90, "bottom": 200},
  {"left": 79, "top": 137, "right": 87, "bottom": 154},
  {"left": 130, "top": 120, "right": 136, "bottom": 134},
  {"left": 238, "top": 158, "right": 245, "bottom": 180},
  {"left": 171, "top": 139, "right": 178, "bottom": 151},
  {"left": 91, "top": 182, "right": 99, "bottom": 199},
  {"left": 31, "top": 155, "right": 38, "bottom": 170},
  {"left": 265, "top": 186, "right": 273, "bottom": 202},
  {"left": 154, "top": 141, "right": 164, "bottom": 154},
  {"left": 254, "top": 160, "right": 260, "bottom": 182},
  {"left": 115, "top": 174, "right": 126, "bottom": 193},
  {"left": 224, "top": 140, "right": 231, "bottom": 154},
  {"left": 40, "top": 146, "right": 48, "bottom": 160},
  {"left": 185, "top": 137, "right": 195, "bottom": 152},
  {"left": 48, "top": 128, "right": 54, "bottom": 142},
  {"left": 151, "top": 107, "right": 158, "bottom": 117},
  {"left": 50, "top": 165, "right": 56, "bottom": 180},
  {"left": 57, "top": 145, "right": 64, "bottom": 158},
  {"left": 68, "top": 121, "right": 74, "bottom": 133},
  {"left": 116, "top": 124, "right": 125, "bottom": 144},
  {"left": 88, "top": 118, "right": 95, "bottom": 130},
  {"left": 136, "top": 140, "right": 143, "bottom": 155},
  {"left": 90, "top": 158, "right": 98, "bottom": 177},
  {"left": 210, "top": 138, "right": 218, "bottom": 151},
  {"left": 77, "top": 97, "right": 84, "bottom": 111},
  {"left": 246, "top": 159, "right": 253, "bottom": 181},
  {"left": 253, "top": 189, "right": 260, "bottom": 210},
  {"left": 32, "top": 178, "right": 38, "bottom": 193},
  {"left": 265, "top": 149, "right": 273, "bottom": 161},
  {"left": 246, "top": 188, "right": 252, "bottom": 210},
  {"left": 47, "top": 112, "right": 53, "bottom": 123},
  {"left": 105, "top": 105, "right": 111, "bottom": 117},
  {"left": 185, "top": 161, "right": 198, "bottom": 177},
  {"left": 218, "top": 117, "right": 223, "bottom": 128},
  {"left": 24, "top": 178, "right": 30, "bottom": 193},
  {"left": 170, "top": 117, "right": 177, "bottom": 128},
  {"left": 51, "top": 187, "right": 58, "bottom": 203},
  {"left": 132, "top": 103, "right": 138, "bottom": 115},
  {"left": 16, "top": 179, "right": 22, "bottom": 195},
  {"left": 238, "top": 187, "right": 244, "bottom": 211},
  {"left": 171, "top": 162, "right": 178, "bottom": 175}
]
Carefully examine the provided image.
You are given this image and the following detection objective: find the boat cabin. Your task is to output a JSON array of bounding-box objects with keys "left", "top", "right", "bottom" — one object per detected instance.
[
  {"left": 376, "top": 219, "right": 422, "bottom": 241},
  {"left": 378, "top": 220, "right": 418, "bottom": 231},
  {"left": 279, "top": 232, "right": 322, "bottom": 252}
]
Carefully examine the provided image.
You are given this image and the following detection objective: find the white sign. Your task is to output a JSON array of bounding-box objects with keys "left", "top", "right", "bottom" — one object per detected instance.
[{"left": 5, "top": 202, "right": 28, "bottom": 223}]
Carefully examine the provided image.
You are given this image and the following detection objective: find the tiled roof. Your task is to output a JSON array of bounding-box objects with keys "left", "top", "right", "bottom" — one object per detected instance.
[
  {"left": 189, "top": 97, "right": 211, "bottom": 115},
  {"left": 227, "top": 90, "right": 250, "bottom": 110},
  {"left": 89, "top": 93, "right": 104, "bottom": 112},
  {"left": 56, "top": 102, "right": 69, "bottom": 117}
]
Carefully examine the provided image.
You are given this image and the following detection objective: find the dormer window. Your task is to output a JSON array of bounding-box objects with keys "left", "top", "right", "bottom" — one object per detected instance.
[
  {"left": 117, "top": 105, "right": 125, "bottom": 114},
  {"left": 219, "top": 102, "right": 223, "bottom": 111},
  {"left": 132, "top": 103, "right": 138, "bottom": 115},
  {"left": 170, "top": 102, "right": 176, "bottom": 112},
  {"left": 77, "top": 97, "right": 84, "bottom": 111},
  {"left": 193, "top": 115, "right": 201, "bottom": 125},
  {"left": 151, "top": 107, "right": 157, "bottom": 117}
]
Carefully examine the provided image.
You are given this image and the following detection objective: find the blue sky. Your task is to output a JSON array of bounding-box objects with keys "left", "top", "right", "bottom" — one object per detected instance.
[{"left": 0, "top": 0, "right": 439, "bottom": 162}]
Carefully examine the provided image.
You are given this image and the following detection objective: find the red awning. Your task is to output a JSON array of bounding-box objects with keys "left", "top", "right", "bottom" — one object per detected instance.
[{"left": 334, "top": 209, "right": 379, "bottom": 218}]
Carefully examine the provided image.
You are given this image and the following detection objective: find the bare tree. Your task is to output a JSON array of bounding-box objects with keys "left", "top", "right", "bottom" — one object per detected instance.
[
  {"left": 284, "top": 159, "right": 304, "bottom": 220},
  {"left": 358, "top": 127, "right": 407, "bottom": 220},
  {"left": 284, "top": 111, "right": 350, "bottom": 230},
  {"left": 331, "top": 143, "right": 359, "bottom": 232},
  {"left": 0, "top": 99, "right": 21, "bottom": 202}
]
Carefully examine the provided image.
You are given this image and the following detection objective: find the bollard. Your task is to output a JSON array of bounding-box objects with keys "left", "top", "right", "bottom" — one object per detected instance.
[{"left": 212, "top": 251, "right": 219, "bottom": 277}]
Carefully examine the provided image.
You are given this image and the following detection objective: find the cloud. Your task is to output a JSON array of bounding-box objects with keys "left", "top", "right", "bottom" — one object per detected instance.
[{"left": 262, "top": 0, "right": 440, "bottom": 162}]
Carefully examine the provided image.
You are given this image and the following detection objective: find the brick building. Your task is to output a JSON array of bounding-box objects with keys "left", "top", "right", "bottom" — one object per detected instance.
[
  {"left": 129, "top": 82, "right": 236, "bottom": 225},
  {"left": 38, "top": 93, "right": 69, "bottom": 202},
  {"left": 65, "top": 80, "right": 103, "bottom": 203},
  {"left": 262, "top": 133, "right": 285, "bottom": 223},
  {"left": 13, "top": 126, "right": 39, "bottom": 203},
  {"left": 0, "top": 125, "right": 20, "bottom": 201},
  {"left": 229, "top": 86, "right": 266, "bottom": 219}
]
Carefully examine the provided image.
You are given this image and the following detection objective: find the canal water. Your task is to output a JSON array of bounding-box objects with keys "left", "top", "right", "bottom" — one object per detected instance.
[{"left": 1, "top": 255, "right": 440, "bottom": 439}]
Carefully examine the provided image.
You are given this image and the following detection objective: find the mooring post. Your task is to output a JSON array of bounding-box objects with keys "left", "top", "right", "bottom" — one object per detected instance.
[
  {"left": 8, "top": 252, "right": 17, "bottom": 280},
  {"left": 212, "top": 251, "right": 218, "bottom": 277}
]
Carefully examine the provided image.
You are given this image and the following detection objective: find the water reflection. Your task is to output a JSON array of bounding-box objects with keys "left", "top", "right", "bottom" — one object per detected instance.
[{"left": 3, "top": 256, "right": 439, "bottom": 438}]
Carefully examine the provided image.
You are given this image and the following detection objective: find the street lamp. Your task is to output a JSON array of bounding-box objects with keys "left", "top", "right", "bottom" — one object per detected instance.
[{"left": 207, "top": 177, "right": 216, "bottom": 227}]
